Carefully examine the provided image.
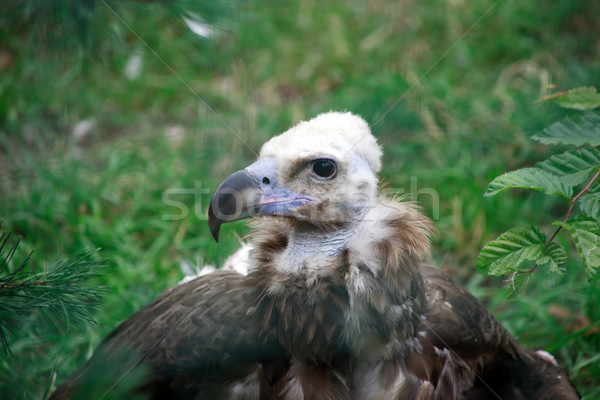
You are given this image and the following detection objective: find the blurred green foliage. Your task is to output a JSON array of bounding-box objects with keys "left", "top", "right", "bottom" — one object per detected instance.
[{"left": 1, "top": 0, "right": 599, "bottom": 398}]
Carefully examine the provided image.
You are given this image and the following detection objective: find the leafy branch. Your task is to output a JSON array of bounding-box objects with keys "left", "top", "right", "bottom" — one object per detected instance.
[
  {"left": 0, "top": 231, "right": 107, "bottom": 355},
  {"left": 523, "top": 168, "right": 600, "bottom": 276},
  {"left": 477, "top": 86, "right": 600, "bottom": 297},
  {"left": 549, "top": 169, "right": 600, "bottom": 243}
]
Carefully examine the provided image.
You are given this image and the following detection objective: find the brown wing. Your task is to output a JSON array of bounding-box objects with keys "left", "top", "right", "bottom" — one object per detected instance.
[
  {"left": 406, "top": 265, "right": 580, "bottom": 400},
  {"left": 51, "top": 270, "right": 285, "bottom": 400}
]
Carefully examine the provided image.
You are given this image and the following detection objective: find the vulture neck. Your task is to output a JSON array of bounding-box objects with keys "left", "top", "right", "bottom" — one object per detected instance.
[
  {"left": 247, "top": 199, "right": 433, "bottom": 360},
  {"left": 283, "top": 222, "right": 356, "bottom": 273}
]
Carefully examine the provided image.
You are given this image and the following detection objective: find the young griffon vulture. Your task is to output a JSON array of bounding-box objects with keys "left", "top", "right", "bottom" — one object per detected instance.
[{"left": 51, "top": 112, "right": 579, "bottom": 400}]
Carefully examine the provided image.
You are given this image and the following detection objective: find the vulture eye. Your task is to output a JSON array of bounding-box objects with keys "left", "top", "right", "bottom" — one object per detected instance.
[{"left": 311, "top": 159, "right": 337, "bottom": 179}]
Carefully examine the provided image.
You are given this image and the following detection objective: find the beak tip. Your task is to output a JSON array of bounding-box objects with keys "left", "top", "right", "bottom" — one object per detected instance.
[
  {"left": 207, "top": 205, "right": 221, "bottom": 243},
  {"left": 210, "top": 224, "right": 220, "bottom": 243}
]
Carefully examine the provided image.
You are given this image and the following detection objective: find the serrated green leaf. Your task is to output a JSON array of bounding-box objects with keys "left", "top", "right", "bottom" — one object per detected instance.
[
  {"left": 505, "top": 270, "right": 531, "bottom": 298},
  {"left": 543, "top": 87, "right": 600, "bottom": 110},
  {"left": 533, "top": 112, "right": 600, "bottom": 146},
  {"left": 558, "top": 219, "right": 600, "bottom": 280},
  {"left": 477, "top": 227, "right": 546, "bottom": 276},
  {"left": 579, "top": 191, "right": 600, "bottom": 221},
  {"left": 485, "top": 167, "right": 573, "bottom": 198},
  {"left": 537, "top": 148, "right": 600, "bottom": 187},
  {"left": 541, "top": 241, "right": 567, "bottom": 275}
]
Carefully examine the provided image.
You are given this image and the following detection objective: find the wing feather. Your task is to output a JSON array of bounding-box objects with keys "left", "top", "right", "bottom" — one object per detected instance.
[
  {"left": 51, "top": 270, "right": 285, "bottom": 400},
  {"left": 405, "top": 265, "right": 580, "bottom": 400}
]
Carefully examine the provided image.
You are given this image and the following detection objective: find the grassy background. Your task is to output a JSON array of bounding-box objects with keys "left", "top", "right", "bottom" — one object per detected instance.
[{"left": 1, "top": 0, "right": 599, "bottom": 398}]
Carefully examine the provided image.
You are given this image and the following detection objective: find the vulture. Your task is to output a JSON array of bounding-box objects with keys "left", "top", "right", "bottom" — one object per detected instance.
[{"left": 51, "top": 112, "right": 580, "bottom": 400}]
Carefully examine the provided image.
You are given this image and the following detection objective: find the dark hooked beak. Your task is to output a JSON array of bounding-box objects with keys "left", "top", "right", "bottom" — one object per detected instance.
[{"left": 207, "top": 157, "right": 320, "bottom": 242}]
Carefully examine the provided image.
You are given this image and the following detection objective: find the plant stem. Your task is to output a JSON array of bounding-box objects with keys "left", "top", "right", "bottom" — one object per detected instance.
[
  {"left": 522, "top": 168, "right": 600, "bottom": 274},
  {"left": 549, "top": 168, "right": 600, "bottom": 242}
]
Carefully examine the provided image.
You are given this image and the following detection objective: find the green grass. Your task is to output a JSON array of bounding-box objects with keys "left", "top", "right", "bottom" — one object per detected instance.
[{"left": 1, "top": 0, "right": 600, "bottom": 398}]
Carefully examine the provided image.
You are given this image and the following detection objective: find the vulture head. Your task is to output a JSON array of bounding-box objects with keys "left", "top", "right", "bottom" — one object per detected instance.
[{"left": 208, "top": 112, "right": 383, "bottom": 240}]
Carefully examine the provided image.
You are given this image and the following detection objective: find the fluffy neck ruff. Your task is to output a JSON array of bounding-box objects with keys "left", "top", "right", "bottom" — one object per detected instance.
[{"left": 245, "top": 198, "right": 434, "bottom": 362}]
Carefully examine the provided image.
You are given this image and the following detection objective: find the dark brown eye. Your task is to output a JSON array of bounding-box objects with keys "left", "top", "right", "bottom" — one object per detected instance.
[{"left": 311, "top": 159, "right": 337, "bottom": 179}]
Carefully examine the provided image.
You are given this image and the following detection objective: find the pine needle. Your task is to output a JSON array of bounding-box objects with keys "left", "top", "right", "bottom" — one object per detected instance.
[{"left": 0, "top": 232, "right": 107, "bottom": 356}]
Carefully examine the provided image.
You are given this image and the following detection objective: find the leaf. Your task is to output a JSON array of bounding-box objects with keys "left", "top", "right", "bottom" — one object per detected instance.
[
  {"left": 537, "top": 147, "right": 600, "bottom": 187},
  {"left": 538, "top": 87, "right": 600, "bottom": 110},
  {"left": 579, "top": 191, "right": 600, "bottom": 221},
  {"left": 538, "top": 241, "right": 567, "bottom": 276},
  {"left": 558, "top": 219, "right": 600, "bottom": 280},
  {"left": 533, "top": 112, "right": 600, "bottom": 146},
  {"left": 485, "top": 167, "right": 573, "bottom": 198},
  {"left": 477, "top": 227, "right": 547, "bottom": 276},
  {"left": 506, "top": 270, "right": 531, "bottom": 298}
]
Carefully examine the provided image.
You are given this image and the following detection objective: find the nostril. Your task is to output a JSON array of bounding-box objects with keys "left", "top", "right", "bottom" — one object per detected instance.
[{"left": 262, "top": 177, "right": 270, "bottom": 185}]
